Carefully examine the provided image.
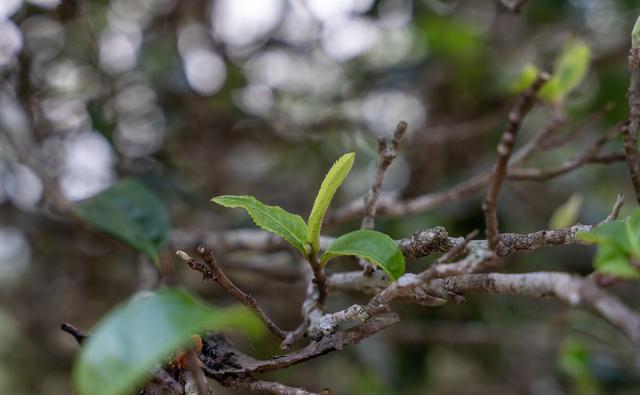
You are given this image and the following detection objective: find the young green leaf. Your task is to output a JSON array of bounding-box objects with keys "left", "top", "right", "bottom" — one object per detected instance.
[
  {"left": 577, "top": 208, "right": 640, "bottom": 279},
  {"left": 73, "top": 288, "right": 261, "bottom": 395},
  {"left": 540, "top": 40, "right": 591, "bottom": 102},
  {"left": 511, "top": 63, "right": 540, "bottom": 93},
  {"left": 321, "top": 229, "right": 405, "bottom": 280},
  {"left": 632, "top": 14, "right": 640, "bottom": 49},
  {"left": 549, "top": 194, "right": 583, "bottom": 229},
  {"left": 212, "top": 195, "right": 309, "bottom": 254},
  {"left": 307, "top": 152, "right": 355, "bottom": 252},
  {"left": 73, "top": 180, "right": 170, "bottom": 264}
]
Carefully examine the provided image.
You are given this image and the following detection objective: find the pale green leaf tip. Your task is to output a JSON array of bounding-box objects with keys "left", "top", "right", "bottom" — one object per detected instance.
[{"left": 633, "top": 14, "right": 640, "bottom": 48}]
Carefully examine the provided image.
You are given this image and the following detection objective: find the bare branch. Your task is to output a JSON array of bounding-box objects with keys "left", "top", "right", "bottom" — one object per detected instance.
[
  {"left": 184, "top": 350, "right": 211, "bottom": 395},
  {"left": 177, "top": 248, "right": 288, "bottom": 340},
  {"left": 425, "top": 272, "right": 640, "bottom": 342},
  {"left": 361, "top": 120, "right": 408, "bottom": 230},
  {"left": 483, "top": 72, "right": 550, "bottom": 250},
  {"left": 623, "top": 47, "right": 640, "bottom": 204},
  {"left": 220, "top": 376, "right": 319, "bottom": 395},
  {"left": 601, "top": 193, "right": 625, "bottom": 224},
  {"left": 60, "top": 322, "right": 87, "bottom": 344}
]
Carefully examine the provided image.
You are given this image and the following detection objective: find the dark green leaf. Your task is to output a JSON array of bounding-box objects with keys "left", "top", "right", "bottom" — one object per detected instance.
[
  {"left": 73, "top": 289, "right": 262, "bottom": 395},
  {"left": 74, "top": 180, "right": 170, "bottom": 264},
  {"left": 321, "top": 229, "right": 405, "bottom": 280},
  {"left": 212, "top": 195, "right": 309, "bottom": 255}
]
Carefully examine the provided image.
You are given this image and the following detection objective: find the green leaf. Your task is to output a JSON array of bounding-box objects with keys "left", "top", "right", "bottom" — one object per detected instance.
[
  {"left": 540, "top": 40, "right": 591, "bottom": 102},
  {"left": 557, "top": 338, "right": 599, "bottom": 395},
  {"left": 73, "top": 289, "right": 261, "bottom": 395},
  {"left": 321, "top": 229, "right": 405, "bottom": 280},
  {"left": 307, "top": 152, "right": 355, "bottom": 252},
  {"left": 74, "top": 180, "right": 170, "bottom": 264},
  {"left": 212, "top": 195, "right": 309, "bottom": 255},
  {"left": 549, "top": 194, "right": 583, "bottom": 229},
  {"left": 577, "top": 208, "right": 640, "bottom": 280},
  {"left": 511, "top": 63, "right": 540, "bottom": 93},
  {"left": 632, "top": 14, "right": 640, "bottom": 49}
]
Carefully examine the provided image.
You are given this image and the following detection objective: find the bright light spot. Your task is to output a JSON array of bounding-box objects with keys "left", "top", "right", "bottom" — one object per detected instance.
[
  {"left": 183, "top": 49, "right": 227, "bottom": 95},
  {"left": 361, "top": 90, "right": 426, "bottom": 136},
  {"left": 365, "top": 26, "right": 413, "bottom": 68},
  {"left": 177, "top": 23, "right": 210, "bottom": 56},
  {"left": 114, "top": 84, "right": 156, "bottom": 115},
  {"left": 321, "top": 17, "right": 379, "bottom": 62},
  {"left": 211, "top": 0, "right": 284, "bottom": 47},
  {"left": 0, "top": 227, "right": 30, "bottom": 286},
  {"left": 378, "top": 0, "right": 413, "bottom": 28},
  {"left": 41, "top": 97, "right": 89, "bottom": 132},
  {"left": 115, "top": 109, "right": 165, "bottom": 157},
  {"left": 305, "top": 0, "right": 374, "bottom": 21},
  {"left": 0, "top": 20, "right": 22, "bottom": 67},
  {"left": 99, "top": 30, "right": 139, "bottom": 73},
  {"left": 275, "top": 0, "right": 318, "bottom": 45},
  {"left": 0, "top": 0, "right": 21, "bottom": 20},
  {"left": 245, "top": 49, "right": 343, "bottom": 94},
  {"left": 5, "top": 164, "right": 43, "bottom": 212},
  {"left": 26, "top": 0, "right": 60, "bottom": 9},
  {"left": 233, "top": 85, "right": 274, "bottom": 116},
  {"left": 61, "top": 132, "right": 115, "bottom": 201},
  {"left": 21, "top": 15, "right": 64, "bottom": 60}
]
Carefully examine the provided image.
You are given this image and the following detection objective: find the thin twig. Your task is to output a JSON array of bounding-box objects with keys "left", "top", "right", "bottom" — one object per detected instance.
[
  {"left": 184, "top": 350, "right": 210, "bottom": 395},
  {"left": 361, "top": 121, "right": 408, "bottom": 230},
  {"left": 177, "top": 248, "right": 288, "bottom": 340},
  {"left": 601, "top": 193, "right": 625, "bottom": 224},
  {"left": 60, "top": 322, "right": 87, "bottom": 344},
  {"left": 483, "top": 72, "right": 549, "bottom": 250}
]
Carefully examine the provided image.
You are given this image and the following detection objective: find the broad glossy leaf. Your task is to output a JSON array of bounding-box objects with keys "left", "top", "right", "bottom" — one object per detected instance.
[
  {"left": 212, "top": 195, "right": 309, "bottom": 254},
  {"left": 577, "top": 208, "right": 640, "bottom": 279},
  {"left": 73, "top": 289, "right": 261, "bottom": 395},
  {"left": 549, "top": 194, "right": 583, "bottom": 229},
  {"left": 321, "top": 229, "right": 405, "bottom": 280},
  {"left": 307, "top": 152, "right": 355, "bottom": 252},
  {"left": 74, "top": 180, "right": 170, "bottom": 264},
  {"left": 541, "top": 40, "right": 591, "bottom": 102}
]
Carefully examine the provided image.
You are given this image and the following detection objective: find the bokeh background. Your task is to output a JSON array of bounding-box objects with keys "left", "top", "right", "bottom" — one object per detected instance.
[{"left": 1, "top": 0, "right": 640, "bottom": 394}]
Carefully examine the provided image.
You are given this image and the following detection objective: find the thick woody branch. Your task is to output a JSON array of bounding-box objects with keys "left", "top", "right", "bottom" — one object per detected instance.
[
  {"left": 483, "top": 72, "right": 550, "bottom": 250},
  {"left": 177, "top": 248, "right": 288, "bottom": 340},
  {"left": 220, "top": 376, "right": 319, "bottom": 395},
  {"left": 201, "top": 313, "right": 399, "bottom": 377},
  {"left": 425, "top": 272, "right": 640, "bottom": 342}
]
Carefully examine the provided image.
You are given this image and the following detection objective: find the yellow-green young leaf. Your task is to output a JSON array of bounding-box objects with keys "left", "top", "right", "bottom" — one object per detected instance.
[
  {"left": 549, "top": 194, "right": 583, "bottom": 229},
  {"left": 73, "top": 180, "right": 170, "bottom": 264},
  {"left": 540, "top": 40, "right": 591, "bottom": 102},
  {"left": 633, "top": 14, "right": 640, "bottom": 48},
  {"left": 73, "top": 289, "right": 262, "bottom": 395},
  {"left": 212, "top": 195, "right": 309, "bottom": 254},
  {"left": 321, "top": 229, "right": 405, "bottom": 280},
  {"left": 511, "top": 63, "right": 540, "bottom": 93},
  {"left": 307, "top": 152, "right": 356, "bottom": 252},
  {"left": 577, "top": 208, "right": 640, "bottom": 280}
]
